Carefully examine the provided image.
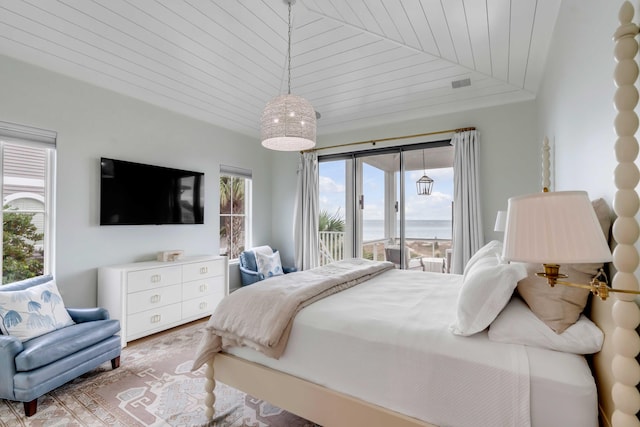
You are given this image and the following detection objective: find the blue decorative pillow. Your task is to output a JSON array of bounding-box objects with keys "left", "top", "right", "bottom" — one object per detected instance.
[
  {"left": 255, "top": 250, "right": 284, "bottom": 278},
  {"left": 0, "top": 280, "right": 75, "bottom": 341}
]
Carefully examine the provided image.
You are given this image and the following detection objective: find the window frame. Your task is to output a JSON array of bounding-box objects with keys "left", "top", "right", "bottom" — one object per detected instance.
[
  {"left": 318, "top": 140, "right": 453, "bottom": 265},
  {"left": 219, "top": 165, "right": 252, "bottom": 262},
  {"left": 0, "top": 121, "right": 57, "bottom": 282}
]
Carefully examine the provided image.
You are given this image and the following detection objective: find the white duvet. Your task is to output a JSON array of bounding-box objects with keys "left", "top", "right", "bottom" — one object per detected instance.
[{"left": 227, "top": 268, "right": 598, "bottom": 427}]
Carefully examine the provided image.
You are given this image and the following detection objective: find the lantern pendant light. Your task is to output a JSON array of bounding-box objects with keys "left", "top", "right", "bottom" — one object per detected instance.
[
  {"left": 416, "top": 149, "right": 434, "bottom": 195},
  {"left": 260, "top": 0, "right": 316, "bottom": 151}
]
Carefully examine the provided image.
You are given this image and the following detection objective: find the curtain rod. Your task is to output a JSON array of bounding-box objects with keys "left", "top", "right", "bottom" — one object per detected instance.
[{"left": 304, "top": 126, "right": 476, "bottom": 153}]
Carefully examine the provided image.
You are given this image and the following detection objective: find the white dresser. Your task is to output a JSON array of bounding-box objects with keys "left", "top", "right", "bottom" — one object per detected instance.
[{"left": 98, "top": 255, "right": 228, "bottom": 347}]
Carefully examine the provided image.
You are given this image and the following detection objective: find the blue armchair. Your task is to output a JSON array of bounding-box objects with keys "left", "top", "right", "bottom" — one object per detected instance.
[
  {"left": 239, "top": 246, "right": 297, "bottom": 286},
  {"left": 0, "top": 275, "right": 121, "bottom": 416}
]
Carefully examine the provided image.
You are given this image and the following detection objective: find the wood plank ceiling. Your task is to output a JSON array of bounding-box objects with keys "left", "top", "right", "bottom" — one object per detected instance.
[{"left": 0, "top": 0, "right": 560, "bottom": 138}]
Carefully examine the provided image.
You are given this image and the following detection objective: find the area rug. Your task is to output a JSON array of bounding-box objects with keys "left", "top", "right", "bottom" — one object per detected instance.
[{"left": 0, "top": 321, "right": 320, "bottom": 427}]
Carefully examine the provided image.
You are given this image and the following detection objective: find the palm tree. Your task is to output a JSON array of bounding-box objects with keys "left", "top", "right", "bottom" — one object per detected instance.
[
  {"left": 220, "top": 177, "right": 246, "bottom": 259},
  {"left": 319, "top": 209, "right": 344, "bottom": 232},
  {"left": 219, "top": 176, "right": 245, "bottom": 214},
  {"left": 318, "top": 209, "right": 345, "bottom": 263}
]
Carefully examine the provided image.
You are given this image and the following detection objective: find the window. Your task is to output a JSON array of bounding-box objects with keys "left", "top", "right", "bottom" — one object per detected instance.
[
  {"left": 318, "top": 142, "right": 454, "bottom": 271},
  {"left": 219, "top": 165, "right": 252, "bottom": 261},
  {"left": 0, "top": 121, "right": 56, "bottom": 284}
]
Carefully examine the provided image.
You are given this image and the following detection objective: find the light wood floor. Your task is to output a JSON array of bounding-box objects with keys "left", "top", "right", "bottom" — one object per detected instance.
[{"left": 125, "top": 317, "right": 209, "bottom": 348}]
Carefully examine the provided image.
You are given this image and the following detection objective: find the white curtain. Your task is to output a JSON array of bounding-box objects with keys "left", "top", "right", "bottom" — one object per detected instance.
[
  {"left": 451, "top": 130, "right": 484, "bottom": 274},
  {"left": 294, "top": 152, "right": 320, "bottom": 271}
]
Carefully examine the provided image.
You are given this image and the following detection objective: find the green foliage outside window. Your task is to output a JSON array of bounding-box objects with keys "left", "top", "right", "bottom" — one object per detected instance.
[
  {"left": 2, "top": 207, "right": 44, "bottom": 284},
  {"left": 319, "top": 209, "right": 345, "bottom": 232},
  {"left": 220, "top": 176, "right": 246, "bottom": 260}
]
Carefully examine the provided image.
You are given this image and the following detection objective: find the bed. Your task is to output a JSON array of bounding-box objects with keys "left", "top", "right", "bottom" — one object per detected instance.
[
  {"left": 194, "top": 3, "right": 640, "bottom": 426},
  {"left": 194, "top": 254, "right": 602, "bottom": 427}
]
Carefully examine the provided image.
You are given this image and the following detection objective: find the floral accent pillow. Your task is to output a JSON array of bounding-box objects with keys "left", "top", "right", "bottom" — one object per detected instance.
[
  {"left": 0, "top": 280, "right": 75, "bottom": 341},
  {"left": 255, "top": 250, "right": 284, "bottom": 279}
]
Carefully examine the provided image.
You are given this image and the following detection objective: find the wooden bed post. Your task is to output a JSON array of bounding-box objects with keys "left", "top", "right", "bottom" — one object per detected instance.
[
  {"left": 205, "top": 357, "right": 216, "bottom": 419},
  {"left": 541, "top": 136, "right": 550, "bottom": 192},
  {"left": 611, "top": 2, "right": 640, "bottom": 426}
]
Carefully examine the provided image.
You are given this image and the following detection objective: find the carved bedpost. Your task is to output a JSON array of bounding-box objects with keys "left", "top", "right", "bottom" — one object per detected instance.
[
  {"left": 204, "top": 358, "right": 216, "bottom": 420},
  {"left": 612, "top": 2, "right": 640, "bottom": 426},
  {"left": 542, "top": 136, "right": 550, "bottom": 192}
]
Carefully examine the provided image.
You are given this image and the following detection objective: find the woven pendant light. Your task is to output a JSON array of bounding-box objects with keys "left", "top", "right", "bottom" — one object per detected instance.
[{"left": 260, "top": 0, "right": 316, "bottom": 151}]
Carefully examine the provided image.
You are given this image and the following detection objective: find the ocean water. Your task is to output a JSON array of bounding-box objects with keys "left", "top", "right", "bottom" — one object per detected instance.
[{"left": 363, "top": 219, "right": 452, "bottom": 241}]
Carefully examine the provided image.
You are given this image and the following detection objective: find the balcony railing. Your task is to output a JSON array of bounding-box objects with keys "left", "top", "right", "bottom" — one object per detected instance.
[
  {"left": 319, "top": 231, "right": 452, "bottom": 272},
  {"left": 319, "top": 231, "right": 344, "bottom": 265}
]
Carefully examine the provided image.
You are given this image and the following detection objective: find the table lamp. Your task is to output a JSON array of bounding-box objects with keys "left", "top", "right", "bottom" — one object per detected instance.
[
  {"left": 494, "top": 210, "right": 507, "bottom": 232},
  {"left": 501, "top": 191, "right": 639, "bottom": 300}
]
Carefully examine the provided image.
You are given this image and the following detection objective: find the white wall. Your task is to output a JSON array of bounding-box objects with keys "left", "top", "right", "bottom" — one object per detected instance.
[
  {"left": 271, "top": 100, "right": 542, "bottom": 254},
  {"left": 537, "top": 0, "right": 627, "bottom": 202},
  {"left": 0, "top": 55, "right": 275, "bottom": 306},
  {"left": 537, "top": 0, "right": 640, "bottom": 278}
]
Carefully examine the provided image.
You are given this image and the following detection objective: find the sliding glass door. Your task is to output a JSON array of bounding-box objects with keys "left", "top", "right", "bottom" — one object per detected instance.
[
  {"left": 357, "top": 152, "right": 399, "bottom": 263},
  {"left": 318, "top": 158, "right": 352, "bottom": 265},
  {"left": 318, "top": 142, "right": 454, "bottom": 271},
  {"left": 402, "top": 145, "right": 454, "bottom": 272}
]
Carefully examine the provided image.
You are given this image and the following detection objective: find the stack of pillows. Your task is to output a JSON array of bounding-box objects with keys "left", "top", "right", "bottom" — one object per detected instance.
[{"left": 450, "top": 198, "right": 611, "bottom": 355}]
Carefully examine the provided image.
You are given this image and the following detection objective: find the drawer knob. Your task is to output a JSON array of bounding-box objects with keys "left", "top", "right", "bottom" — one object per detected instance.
[
  {"left": 200, "top": 266, "right": 208, "bottom": 274},
  {"left": 199, "top": 302, "right": 207, "bottom": 310},
  {"left": 199, "top": 284, "right": 207, "bottom": 292},
  {"left": 151, "top": 294, "right": 161, "bottom": 303},
  {"left": 151, "top": 274, "right": 162, "bottom": 283},
  {"left": 151, "top": 314, "right": 161, "bottom": 323}
]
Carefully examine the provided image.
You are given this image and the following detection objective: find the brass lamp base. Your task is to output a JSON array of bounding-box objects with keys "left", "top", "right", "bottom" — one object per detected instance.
[
  {"left": 535, "top": 264, "right": 566, "bottom": 286},
  {"left": 536, "top": 263, "right": 613, "bottom": 300}
]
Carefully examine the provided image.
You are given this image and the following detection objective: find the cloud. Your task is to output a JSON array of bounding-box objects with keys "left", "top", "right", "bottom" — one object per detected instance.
[
  {"left": 319, "top": 165, "right": 454, "bottom": 221},
  {"left": 319, "top": 175, "right": 345, "bottom": 194},
  {"left": 404, "top": 191, "right": 453, "bottom": 220}
]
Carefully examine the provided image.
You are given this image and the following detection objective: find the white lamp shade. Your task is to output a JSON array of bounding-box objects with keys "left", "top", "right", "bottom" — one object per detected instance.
[
  {"left": 502, "top": 191, "right": 612, "bottom": 264},
  {"left": 494, "top": 210, "right": 507, "bottom": 232},
  {"left": 260, "top": 94, "right": 316, "bottom": 151}
]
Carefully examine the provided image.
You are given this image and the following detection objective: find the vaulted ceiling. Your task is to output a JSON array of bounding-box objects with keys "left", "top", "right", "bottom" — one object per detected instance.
[{"left": 0, "top": 0, "right": 560, "bottom": 138}]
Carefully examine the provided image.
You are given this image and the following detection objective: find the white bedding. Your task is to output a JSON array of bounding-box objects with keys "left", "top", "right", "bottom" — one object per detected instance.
[{"left": 226, "top": 269, "right": 598, "bottom": 427}]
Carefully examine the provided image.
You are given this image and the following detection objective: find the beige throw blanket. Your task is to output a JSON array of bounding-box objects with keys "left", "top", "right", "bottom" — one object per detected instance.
[{"left": 192, "top": 258, "right": 394, "bottom": 370}]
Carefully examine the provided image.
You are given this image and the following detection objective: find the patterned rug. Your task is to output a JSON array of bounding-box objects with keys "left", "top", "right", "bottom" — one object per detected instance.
[{"left": 0, "top": 321, "right": 320, "bottom": 427}]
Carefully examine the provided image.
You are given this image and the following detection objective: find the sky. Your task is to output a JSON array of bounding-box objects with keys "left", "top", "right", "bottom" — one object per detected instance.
[{"left": 319, "top": 159, "right": 454, "bottom": 221}]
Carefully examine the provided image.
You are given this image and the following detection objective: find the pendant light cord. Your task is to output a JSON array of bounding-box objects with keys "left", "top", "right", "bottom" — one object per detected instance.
[{"left": 287, "top": 1, "right": 292, "bottom": 95}]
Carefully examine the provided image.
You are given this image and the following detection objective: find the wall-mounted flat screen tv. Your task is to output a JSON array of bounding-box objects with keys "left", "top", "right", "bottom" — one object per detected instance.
[{"left": 100, "top": 157, "right": 204, "bottom": 225}]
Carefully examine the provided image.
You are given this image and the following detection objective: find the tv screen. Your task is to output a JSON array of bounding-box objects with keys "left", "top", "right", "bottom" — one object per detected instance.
[{"left": 100, "top": 158, "right": 204, "bottom": 225}]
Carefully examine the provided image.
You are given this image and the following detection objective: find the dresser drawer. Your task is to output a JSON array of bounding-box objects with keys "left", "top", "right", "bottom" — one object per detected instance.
[
  {"left": 98, "top": 256, "right": 228, "bottom": 347},
  {"left": 127, "top": 303, "right": 182, "bottom": 337},
  {"left": 182, "top": 293, "right": 223, "bottom": 319},
  {"left": 127, "top": 266, "right": 182, "bottom": 293},
  {"left": 182, "top": 276, "right": 226, "bottom": 301},
  {"left": 127, "top": 284, "right": 182, "bottom": 315},
  {"left": 182, "top": 259, "right": 224, "bottom": 282}
]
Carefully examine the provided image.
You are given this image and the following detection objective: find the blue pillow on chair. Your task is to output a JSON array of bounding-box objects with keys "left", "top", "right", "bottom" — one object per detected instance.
[{"left": 239, "top": 246, "right": 296, "bottom": 286}]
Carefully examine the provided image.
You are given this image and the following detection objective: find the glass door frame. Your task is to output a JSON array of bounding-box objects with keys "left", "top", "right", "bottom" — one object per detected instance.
[{"left": 319, "top": 139, "right": 451, "bottom": 265}]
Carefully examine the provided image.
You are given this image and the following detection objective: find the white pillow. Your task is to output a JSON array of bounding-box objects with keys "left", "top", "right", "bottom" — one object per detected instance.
[
  {"left": 451, "top": 255, "right": 527, "bottom": 336},
  {"left": 255, "top": 250, "right": 284, "bottom": 278},
  {"left": 488, "top": 296, "right": 603, "bottom": 354},
  {"left": 463, "top": 240, "right": 503, "bottom": 278},
  {"left": 0, "top": 280, "right": 75, "bottom": 342}
]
